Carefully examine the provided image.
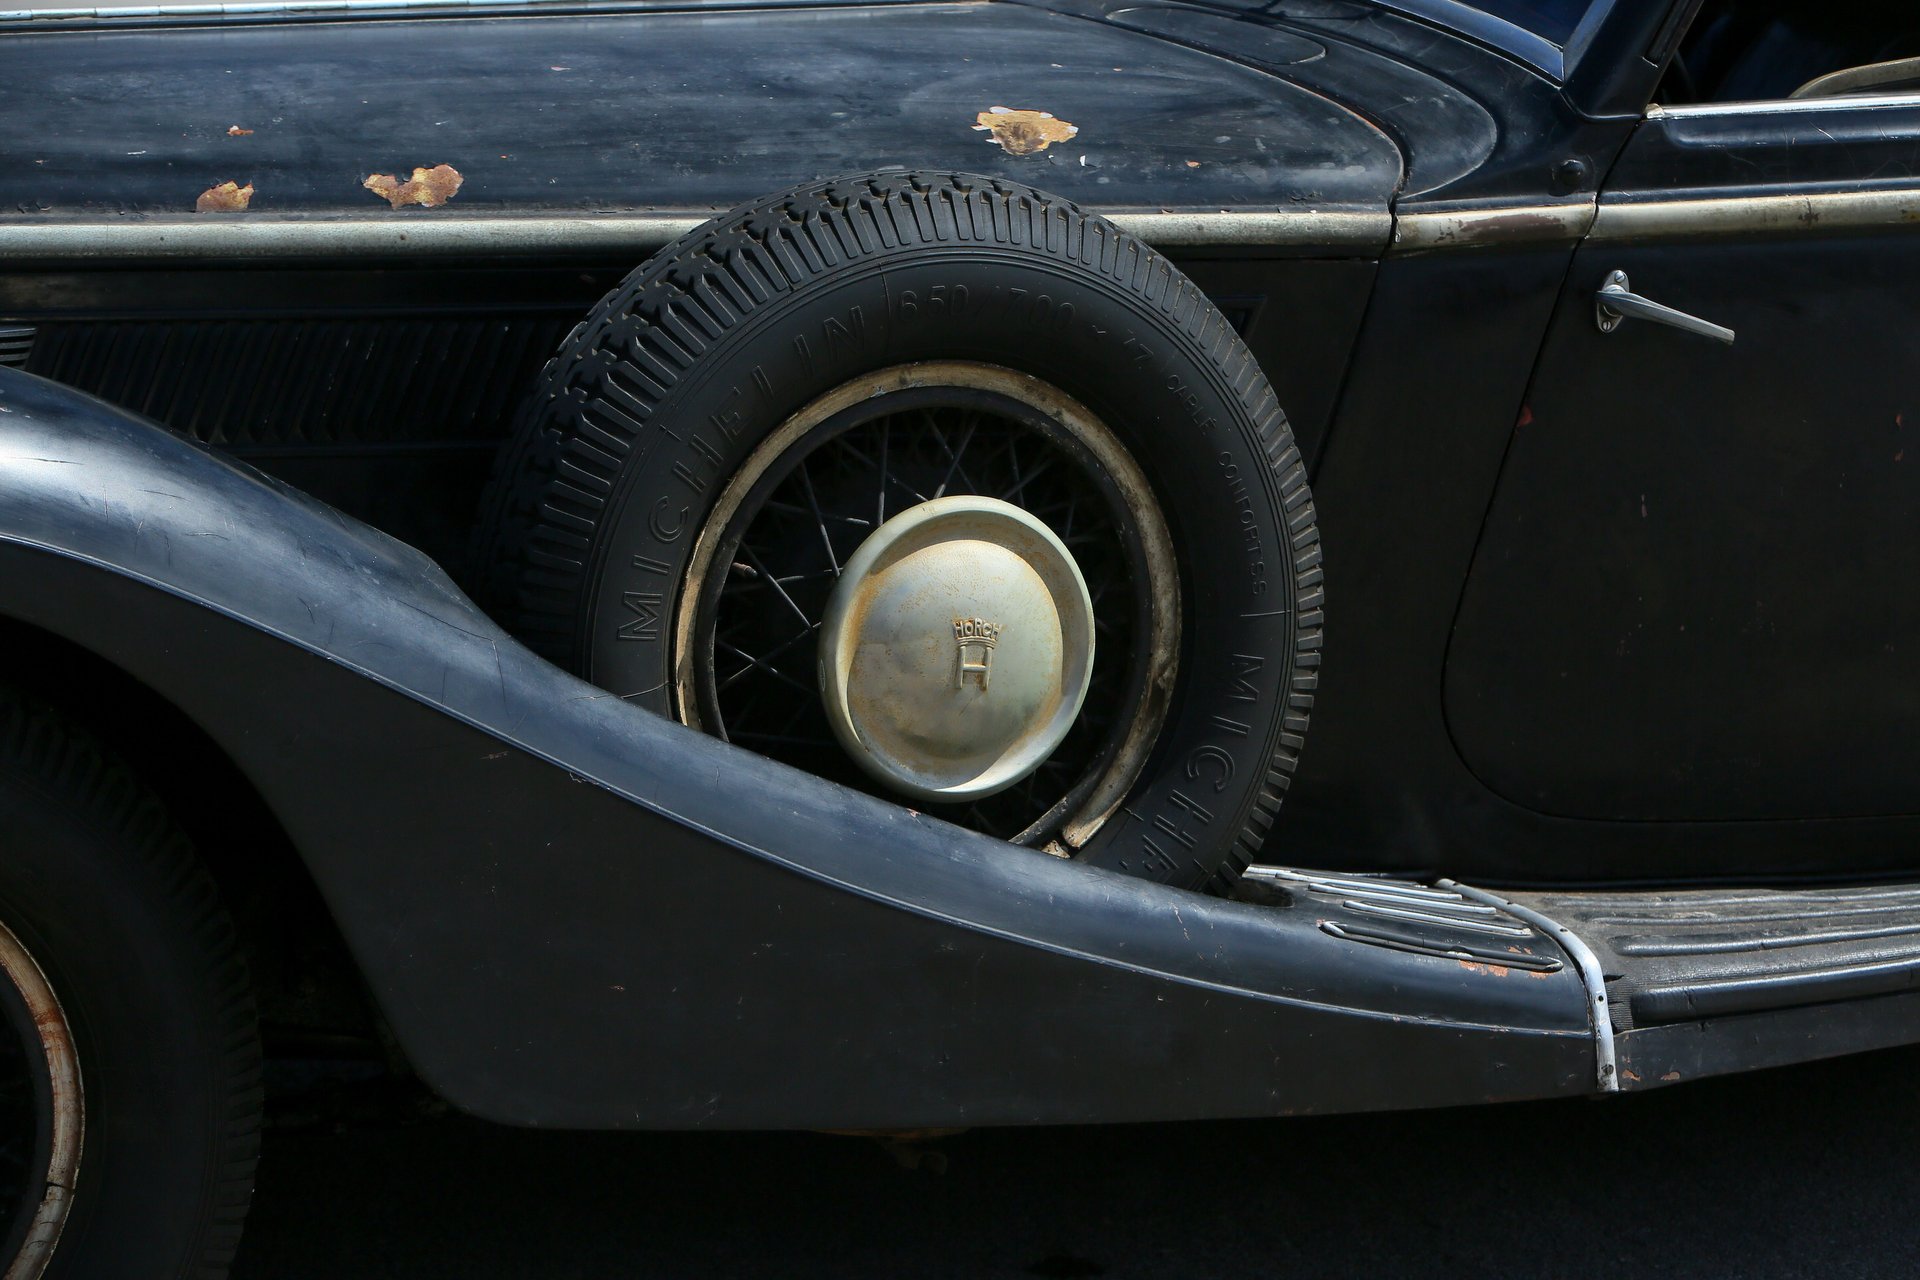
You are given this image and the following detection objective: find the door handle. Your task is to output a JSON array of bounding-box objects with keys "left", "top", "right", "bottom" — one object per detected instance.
[{"left": 1594, "top": 270, "right": 1736, "bottom": 345}]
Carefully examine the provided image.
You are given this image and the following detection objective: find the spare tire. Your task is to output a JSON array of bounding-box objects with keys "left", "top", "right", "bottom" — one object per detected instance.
[{"left": 474, "top": 171, "right": 1321, "bottom": 893}]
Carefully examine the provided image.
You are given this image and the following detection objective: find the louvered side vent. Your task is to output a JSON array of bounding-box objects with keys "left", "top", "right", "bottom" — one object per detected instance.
[
  {"left": 0, "top": 325, "right": 34, "bottom": 370},
  {"left": 21, "top": 316, "right": 574, "bottom": 448}
]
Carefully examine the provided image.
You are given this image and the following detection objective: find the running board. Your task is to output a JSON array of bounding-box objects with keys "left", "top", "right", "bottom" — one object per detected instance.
[
  {"left": 1246, "top": 869, "right": 1920, "bottom": 1094},
  {"left": 1514, "top": 883, "right": 1920, "bottom": 1028},
  {"left": 1512, "top": 882, "right": 1920, "bottom": 1090}
]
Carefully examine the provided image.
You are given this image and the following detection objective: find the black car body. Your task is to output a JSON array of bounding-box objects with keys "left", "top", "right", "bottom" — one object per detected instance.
[{"left": 2, "top": 0, "right": 1919, "bottom": 1271}]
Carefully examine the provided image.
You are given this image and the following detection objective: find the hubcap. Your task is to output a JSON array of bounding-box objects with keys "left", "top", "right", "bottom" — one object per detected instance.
[{"left": 819, "top": 496, "right": 1095, "bottom": 801}]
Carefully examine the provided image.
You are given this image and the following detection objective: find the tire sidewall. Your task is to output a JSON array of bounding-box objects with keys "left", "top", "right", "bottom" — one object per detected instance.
[
  {"left": 574, "top": 245, "right": 1296, "bottom": 880},
  {"left": 0, "top": 769, "right": 248, "bottom": 1279}
]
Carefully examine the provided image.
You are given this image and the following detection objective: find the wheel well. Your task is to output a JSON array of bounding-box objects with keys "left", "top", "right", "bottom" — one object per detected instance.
[{"left": 0, "top": 616, "right": 384, "bottom": 1060}]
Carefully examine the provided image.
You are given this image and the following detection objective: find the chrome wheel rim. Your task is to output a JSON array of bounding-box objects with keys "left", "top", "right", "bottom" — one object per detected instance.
[
  {"left": 0, "top": 919, "right": 81, "bottom": 1280},
  {"left": 673, "top": 362, "right": 1178, "bottom": 847}
]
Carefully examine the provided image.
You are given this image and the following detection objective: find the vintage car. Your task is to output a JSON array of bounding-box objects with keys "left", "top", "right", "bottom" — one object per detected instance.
[{"left": 3, "top": 0, "right": 1919, "bottom": 1272}]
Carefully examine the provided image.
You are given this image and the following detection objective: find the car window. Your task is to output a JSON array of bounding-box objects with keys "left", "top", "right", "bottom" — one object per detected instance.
[
  {"left": 1456, "top": 0, "right": 1596, "bottom": 46},
  {"left": 1660, "top": 0, "right": 1920, "bottom": 104}
]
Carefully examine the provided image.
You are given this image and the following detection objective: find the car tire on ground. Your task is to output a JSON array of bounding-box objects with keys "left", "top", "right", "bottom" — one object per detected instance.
[
  {"left": 475, "top": 171, "right": 1321, "bottom": 892},
  {"left": 0, "top": 687, "right": 261, "bottom": 1280}
]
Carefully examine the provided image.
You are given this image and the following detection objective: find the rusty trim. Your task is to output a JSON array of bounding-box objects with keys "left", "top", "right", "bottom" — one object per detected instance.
[
  {"left": 0, "top": 208, "right": 1390, "bottom": 263},
  {"left": 1591, "top": 188, "right": 1920, "bottom": 242},
  {"left": 1389, "top": 200, "right": 1597, "bottom": 254},
  {"left": 1440, "top": 880, "right": 1618, "bottom": 1093},
  {"left": 0, "top": 918, "right": 83, "bottom": 1280}
]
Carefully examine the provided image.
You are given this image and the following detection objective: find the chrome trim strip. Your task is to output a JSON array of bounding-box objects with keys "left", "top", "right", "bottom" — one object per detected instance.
[
  {"left": 1390, "top": 201, "right": 1596, "bottom": 254},
  {"left": 1109, "top": 209, "right": 1388, "bottom": 249},
  {"left": 1343, "top": 899, "right": 1534, "bottom": 938},
  {"left": 1591, "top": 187, "right": 1920, "bottom": 242},
  {"left": 1650, "top": 94, "right": 1920, "bottom": 119},
  {"left": 3, "top": 0, "right": 568, "bottom": 20},
  {"left": 0, "top": 215, "right": 711, "bottom": 261},
  {"left": 1441, "top": 880, "right": 1619, "bottom": 1094},
  {"left": 1243, "top": 866, "right": 1475, "bottom": 903},
  {"left": 0, "top": 209, "right": 1390, "bottom": 262}
]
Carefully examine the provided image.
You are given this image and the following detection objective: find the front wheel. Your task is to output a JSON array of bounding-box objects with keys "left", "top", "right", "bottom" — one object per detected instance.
[
  {"left": 475, "top": 171, "right": 1322, "bottom": 891},
  {"left": 0, "top": 689, "right": 261, "bottom": 1279}
]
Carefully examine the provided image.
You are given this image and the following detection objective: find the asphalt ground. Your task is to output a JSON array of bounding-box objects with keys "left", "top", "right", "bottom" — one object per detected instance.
[{"left": 231, "top": 1041, "right": 1920, "bottom": 1279}]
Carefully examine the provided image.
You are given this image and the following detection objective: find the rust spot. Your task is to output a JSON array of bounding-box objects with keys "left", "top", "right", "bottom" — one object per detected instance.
[
  {"left": 973, "top": 106, "right": 1078, "bottom": 156},
  {"left": 363, "top": 163, "right": 463, "bottom": 209},
  {"left": 1185, "top": 160, "right": 1200, "bottom": 169},
  {"left": 1458, "top": 960, "right": 1512, "bottom": 978},
  {"left": 1622, "top": 1068, "right": 1642, "bottom": 1082},
  {"left": 194, "top": 180, "right": 254, "bottom": 213},
  {"left": 1516, "top": 404, "right": 1533, "bottom": 428},
  {"left": 226, "top": 124, "right": 254, "bottom": 137},
  {"left": 1462, "top": 210, "right": 1564, "bottom": 242},
  {"left": 1660, "top": 1070, "right": 1682, "bottom": 1082}
]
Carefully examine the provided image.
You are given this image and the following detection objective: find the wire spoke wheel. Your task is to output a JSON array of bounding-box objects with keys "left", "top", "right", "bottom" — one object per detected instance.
[
  {"left": 478, "top": 171, "right": 1321, "bottom": 891},
  {"left": 673, "top": 363, "right": 1178, "bottom": 848}
]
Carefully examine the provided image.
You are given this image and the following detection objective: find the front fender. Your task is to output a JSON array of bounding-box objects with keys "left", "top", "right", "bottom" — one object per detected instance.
[{"left": 0, "top": 367, "right": 1596, "bottom": 1126}]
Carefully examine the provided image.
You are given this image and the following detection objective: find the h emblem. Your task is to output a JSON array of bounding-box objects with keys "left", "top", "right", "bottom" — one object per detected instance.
[{"left": 952, "top": 617, "right": 1004, "bottom": 690}]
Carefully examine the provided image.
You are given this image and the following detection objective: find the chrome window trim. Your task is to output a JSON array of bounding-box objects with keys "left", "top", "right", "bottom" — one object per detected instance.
[{"left": 1649, "top": 93, "right": 1920, "bottom": 120}]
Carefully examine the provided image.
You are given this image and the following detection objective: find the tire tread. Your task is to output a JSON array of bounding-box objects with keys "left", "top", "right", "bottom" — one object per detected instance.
[{"left": 471, "top": 171, "right": 1320, "bottom": 892}]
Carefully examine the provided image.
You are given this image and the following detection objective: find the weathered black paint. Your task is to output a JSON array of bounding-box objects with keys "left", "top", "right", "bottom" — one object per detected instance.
[
  {"left": 1450, "top": 101, "right": 1920, "bottom": 826},
  {"left": 2, "top": 2, "right": 1400, "bottom": 219},
  {"left": 0, "top": 368, "right": 1596, "bottom": 1125},
  {"left": 5, "top": 0, "right": 1920, "bottom": 1116}
]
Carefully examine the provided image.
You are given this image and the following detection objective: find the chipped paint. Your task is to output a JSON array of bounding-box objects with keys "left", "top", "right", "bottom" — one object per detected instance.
[
  {"left": 194, "top": 180, "right": 253, "bottom": 212},
  {"left": 973, "top": 106, "right": 1078, "bottom": 156},
  {"left": 363, "top": 163, "right": 463, "bottom": 209},
  {"left": 226, "top": 124, "right": 253, "bottom": 137},
  {"left": 1458, "top": 959, "right": 1512, "bottom": 978}
]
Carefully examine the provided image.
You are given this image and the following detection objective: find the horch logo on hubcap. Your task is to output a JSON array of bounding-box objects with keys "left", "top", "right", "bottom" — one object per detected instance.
[{"left": 952, "top": 617, "right": 1004, "bottom": 690}]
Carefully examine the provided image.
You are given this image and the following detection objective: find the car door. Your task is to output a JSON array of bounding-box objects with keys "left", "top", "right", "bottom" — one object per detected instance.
[{"left": 1445, "top": 92, "right": 1920, "bottom": 823}]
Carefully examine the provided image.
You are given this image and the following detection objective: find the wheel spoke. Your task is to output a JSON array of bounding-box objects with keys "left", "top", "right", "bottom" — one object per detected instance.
[
  {"left": 718, "top": 625, "right": 817, "bottom": 691},
  {"left": 737, "top": 545, "right": 814, "bottom": 631},
  {"left": 877, "top": 419, "right": 890, "bottom": 526},
  {"left": 717, "top": 640, "right": 817, "bottom": 698},
  {"left": 796, "top": 459, "right": 842, "bottom": 578},
  {"left": 999, "top": 456, "right": 1055, "bottom": 504},
  {"left": 929, "top": 409, "right": 980, "bottom": 498}
]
